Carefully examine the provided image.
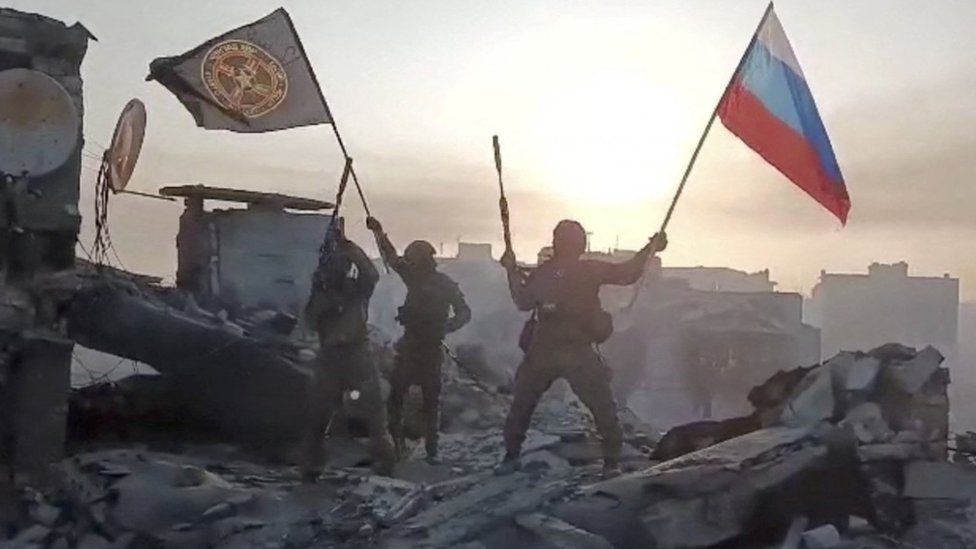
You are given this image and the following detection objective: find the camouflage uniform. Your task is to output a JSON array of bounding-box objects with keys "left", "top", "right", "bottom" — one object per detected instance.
[
  {"left": 301, "top": 237, "right": 395, "bottom": 478},
  {"left": 373, "top": 228, "right": 471, "bottom": 460},
  {"left": 501, "top": 221, "right": 662, "bottom": 470}
]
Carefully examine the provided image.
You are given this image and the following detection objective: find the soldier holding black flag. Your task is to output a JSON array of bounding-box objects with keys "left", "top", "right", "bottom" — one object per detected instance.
[{"left": 301, "top": 217, "right": 397, "bottom": 479}]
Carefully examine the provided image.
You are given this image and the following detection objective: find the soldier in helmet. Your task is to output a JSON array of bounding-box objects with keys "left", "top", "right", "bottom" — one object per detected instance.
[
  {"left": 366, "top": 217, "right": 471, "bottom": 462},
  {"left": 498, "top": 220, "right": 667, "bottom": 476},
  {"left": 301, "top": 218, "right": 396, "bottom": 480}
]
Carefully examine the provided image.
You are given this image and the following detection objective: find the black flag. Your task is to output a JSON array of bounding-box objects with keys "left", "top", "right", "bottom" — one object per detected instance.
[{"left": 148, "top": 8, "right": 332, "bottom": 133}]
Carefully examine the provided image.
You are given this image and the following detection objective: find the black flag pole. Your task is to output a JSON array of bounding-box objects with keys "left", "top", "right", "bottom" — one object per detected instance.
[
  {"left": 657, "top": 1, "right": 774, "bottom": 234},
  {"left": 281, "top": 13, "right": 388, "bottom": 268},
  {"left": 283, "top": 13, "right": 370, "bottom": 214}
]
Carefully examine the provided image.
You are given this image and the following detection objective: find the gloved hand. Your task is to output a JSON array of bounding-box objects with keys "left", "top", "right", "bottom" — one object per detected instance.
[
  {"left": 445, "top": 317, "right": 464, "bottom": 334},
  {"left": 500, "top": 248, "right": 517, "bottom": 271},
  {"left": 366, "top": 216, "right": 383, "bottom": 233},
  {"left": 649, "top": 231, "right": 668, "bottom": 253}
]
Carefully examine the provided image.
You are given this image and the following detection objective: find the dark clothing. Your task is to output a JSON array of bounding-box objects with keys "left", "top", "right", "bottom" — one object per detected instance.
[
  {"left": 503, "top": 340, "right": 622, "bottom": 461},
  {"left": 305, "top": 239, "right": 378, "bottom": 346},
  {"left": 376, "top": 232, "right": 470, "bottom": 456},
  {"left": 502, "top": 248, "right": 651, "bottom": 466},
  {"left": 377, "top": 233, "right": 471, "bottom": 338},
  {"left": 301, "top": 238, "right": 393, "bottom": 476},
  {"left": 301, "top": 342, "right": 394, "bottom": 476},
  {"left": 387, "top": 332, "right": 444, "bottom": 455}
]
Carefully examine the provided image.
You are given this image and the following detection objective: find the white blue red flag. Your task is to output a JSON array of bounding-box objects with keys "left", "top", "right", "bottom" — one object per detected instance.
[{"left": 718, "top": 7, "right": 850, "bottom": 224}]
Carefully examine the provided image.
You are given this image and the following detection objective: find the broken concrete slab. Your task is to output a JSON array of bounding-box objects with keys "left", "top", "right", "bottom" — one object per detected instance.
[
  {"left": 857, "top": 442, "right": 930, "bottom": 462},
  {"left": 515, "top": 513, "right": 613, "bottom": 549},
  {"left": 841, "top": 403, "right": 893, "bottom": 445},
  {"left": 829, "top": 353, "right": 881, "bottom": 393},
  {"left": 867, "top": 343, "right": 917, "bottom": 363},
  {"left": 405, "top": 472, "right": 528, "bottom": 533},
  {"left": 651, "top": 415, "right": 760, "bottom": 461},
  {"left": 780, "top": 516, "right": 809, "bottom": 549},
  {"left": 781, "top": 367, "right": 835, "bottom": 427},
  {"left": 882, "top": 346, "right": 944, "bottom": 395},
  {"left": 903, "top": 461, "right": 976, "bottom": 500},
  {"left": 801, "top": 524, "right": 841, "bottom": 548},
  {"left": 522, "top": 450, "right": 572, "bottom": 475},
  {"left": 65, "top": 283, "right": 313, "bottom": 446},
  {"left": 548, "top": 427, "right": 837, "bottom": 548}
]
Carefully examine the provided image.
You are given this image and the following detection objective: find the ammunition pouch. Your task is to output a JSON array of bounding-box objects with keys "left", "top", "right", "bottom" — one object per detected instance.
[
  {"left": 397, "top": 305, "right": 446, "bottom": 337},
  {"left": 523, "top": 305, "right": 613, "bottom": 348},
  {"left": 587, "top": 309, "right": 614, "bottom": 344}
]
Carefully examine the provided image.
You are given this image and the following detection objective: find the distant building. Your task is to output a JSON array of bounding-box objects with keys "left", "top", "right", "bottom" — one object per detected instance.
[
  {"left": 806, "top": 262, "right": 959, "bottom": 358},
  {"left": 455, "top": 242, "right": 493, "bottom": 262},
  {"left": 662, "top": 266, "right": 776, "bottom": 293},
  {"left": 539, "top": 246, "right": 776, "bottom": 293},
  {"left": 530, "top": 246, "right": 819, "bottom": 424}
]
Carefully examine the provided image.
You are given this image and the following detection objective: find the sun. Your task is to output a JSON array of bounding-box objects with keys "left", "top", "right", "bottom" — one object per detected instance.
[{"left": 524, "top": 70, "right": 688, "bottom": 208}]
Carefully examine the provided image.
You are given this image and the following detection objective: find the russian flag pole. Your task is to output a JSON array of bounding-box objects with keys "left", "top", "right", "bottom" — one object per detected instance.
[
  {"left": 621, "top": 2, "right": 774, "bottom": 314},
  {"left": 657, "top": 1, "right": 774, "bottom": 233}
]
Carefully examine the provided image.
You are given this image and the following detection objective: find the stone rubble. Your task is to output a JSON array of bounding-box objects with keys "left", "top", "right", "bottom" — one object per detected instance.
[{"left": 3, "top": 343, "right": 974, "bottom": 548}]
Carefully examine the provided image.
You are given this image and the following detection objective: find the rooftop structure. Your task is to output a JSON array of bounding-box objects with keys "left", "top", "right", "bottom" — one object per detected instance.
[{"left": 807, "top": 262, "right": 959, "bottom": 358}]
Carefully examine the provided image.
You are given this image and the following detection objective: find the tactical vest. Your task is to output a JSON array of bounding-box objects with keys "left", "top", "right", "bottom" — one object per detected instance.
[
  {"left": 521, "top": 260, "right": 613, "bottom": 348},
  {"left": 397, "top": 271, "right": 456, "bottom": 335}
]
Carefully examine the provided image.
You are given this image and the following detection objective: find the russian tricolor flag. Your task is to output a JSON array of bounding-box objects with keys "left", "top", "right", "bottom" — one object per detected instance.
[{"left": 718, "top": 7, "right": 850, "bottom": 224}]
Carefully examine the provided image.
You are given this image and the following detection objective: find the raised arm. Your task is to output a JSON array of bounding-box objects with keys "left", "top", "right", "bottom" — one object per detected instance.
[
  {"left": 501, "top": 248, "right": 535, "bottom": 311},
  {"left": 598, "top": 232, "right": 668, "bottom": 286},
  {"left": 366, "top": 216, "right": 408, "bottom": 277}
]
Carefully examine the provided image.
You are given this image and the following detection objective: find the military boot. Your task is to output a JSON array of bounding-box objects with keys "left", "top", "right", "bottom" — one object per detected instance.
[
  {"left": 372, "top": 435, "right": 397, "bottom": 476},
  {"left": 493, "top": 451, "right": 521, "bottom": 476},
  {"left": 601, "top": 452, "right": 621, "bottom": 479}
]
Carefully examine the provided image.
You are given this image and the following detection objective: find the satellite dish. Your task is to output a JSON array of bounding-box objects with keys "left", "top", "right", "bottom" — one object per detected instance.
[
  {"left": 0, "top": 68, "right": 80, "bottom": 178},
  {"left": 105, "top": 99, "right": 146, "bottom": 192}
]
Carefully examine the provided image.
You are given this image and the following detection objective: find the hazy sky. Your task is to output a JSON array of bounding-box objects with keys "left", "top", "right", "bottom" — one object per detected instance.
[{"left": 11, "top": 0, "right": 976, "bottom": 298}]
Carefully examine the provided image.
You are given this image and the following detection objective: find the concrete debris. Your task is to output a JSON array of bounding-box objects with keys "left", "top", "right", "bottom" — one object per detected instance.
[
  {"left": 828, "top": 353, "right": 881, "bottom": 393},
  {"left": 780, "top": 366, "right": 835, "bottom": 427},
  {"left": 882, "top": 345, "right": 944, "bottom": 395},
  {"left": 2, "top": 339, "right": 964, "bottom": 548},
  {"left": 903, "top": 461, "right": 976, "bottom": 500},
  {"left": 841, "top": 403, "right": 893, "bottom": 445},
  {"left": 780, "top": 516, "right": 809, "bottom": 549},
  {"left": 801, "top": 524, "right": 841, "bottom": 548},
  {"left": 514, "top": 513, "right": 613, "bottom": 549}
]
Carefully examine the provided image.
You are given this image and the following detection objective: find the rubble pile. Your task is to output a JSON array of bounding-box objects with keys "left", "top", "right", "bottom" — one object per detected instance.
[
  {"left": 514, "top": 343, "right": 962, "bottom": 548},
  {"left": 5, "top": 343, "right": 974, "bottom": 548}
]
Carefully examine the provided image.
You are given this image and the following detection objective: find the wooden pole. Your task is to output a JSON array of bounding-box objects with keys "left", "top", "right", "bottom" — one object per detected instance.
[
  {"left": 282, "top": 13, "right": 388, "bottom": 268},
  {"left": 657, "top": 1, "right": 774, "bottom": 234},
  {"left": 283, "top": 14, "right": 373, "bottom": 217},
  {"left": 493, "top": 135, "right": 513, "bottom": 252},
  {"left": 621, "top": 2, "right": 774, "bottom": 314}
]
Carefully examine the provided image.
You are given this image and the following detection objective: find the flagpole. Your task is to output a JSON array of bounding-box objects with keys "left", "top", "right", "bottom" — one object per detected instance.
[
  {"left": 620, "top": 2, "right": 774, "bottom": 314},
  {"left": 657, "top": 1, "right": 774, "bottom": 234},
  {"left": 282, "top": 13, "right": 372, "bottom": 218},
  {"left": 281, "top": 13, "right": 392, "bottom": 271}
]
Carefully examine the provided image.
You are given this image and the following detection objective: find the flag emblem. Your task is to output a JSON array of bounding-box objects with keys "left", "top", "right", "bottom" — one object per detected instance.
[
  {"left": 201, "top": 40, "right": 288, "bottom": 119},
  {"left": 148, "top": 8, "right": 332, "bottom": 132}
]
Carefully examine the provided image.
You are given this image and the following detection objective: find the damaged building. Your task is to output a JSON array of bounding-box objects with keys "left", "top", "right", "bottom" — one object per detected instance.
[
  {"left": 2, "top": 6, "right": 976, "bottom": 549},
  {"left": 0, "top": 8, "right": 92, "bottom": 488},
  {"left": 806, "top": 262, "right": 959, "bottom": 360},
  {"left": 163, "top": 184, "right": 334, "bottom": 320}
]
